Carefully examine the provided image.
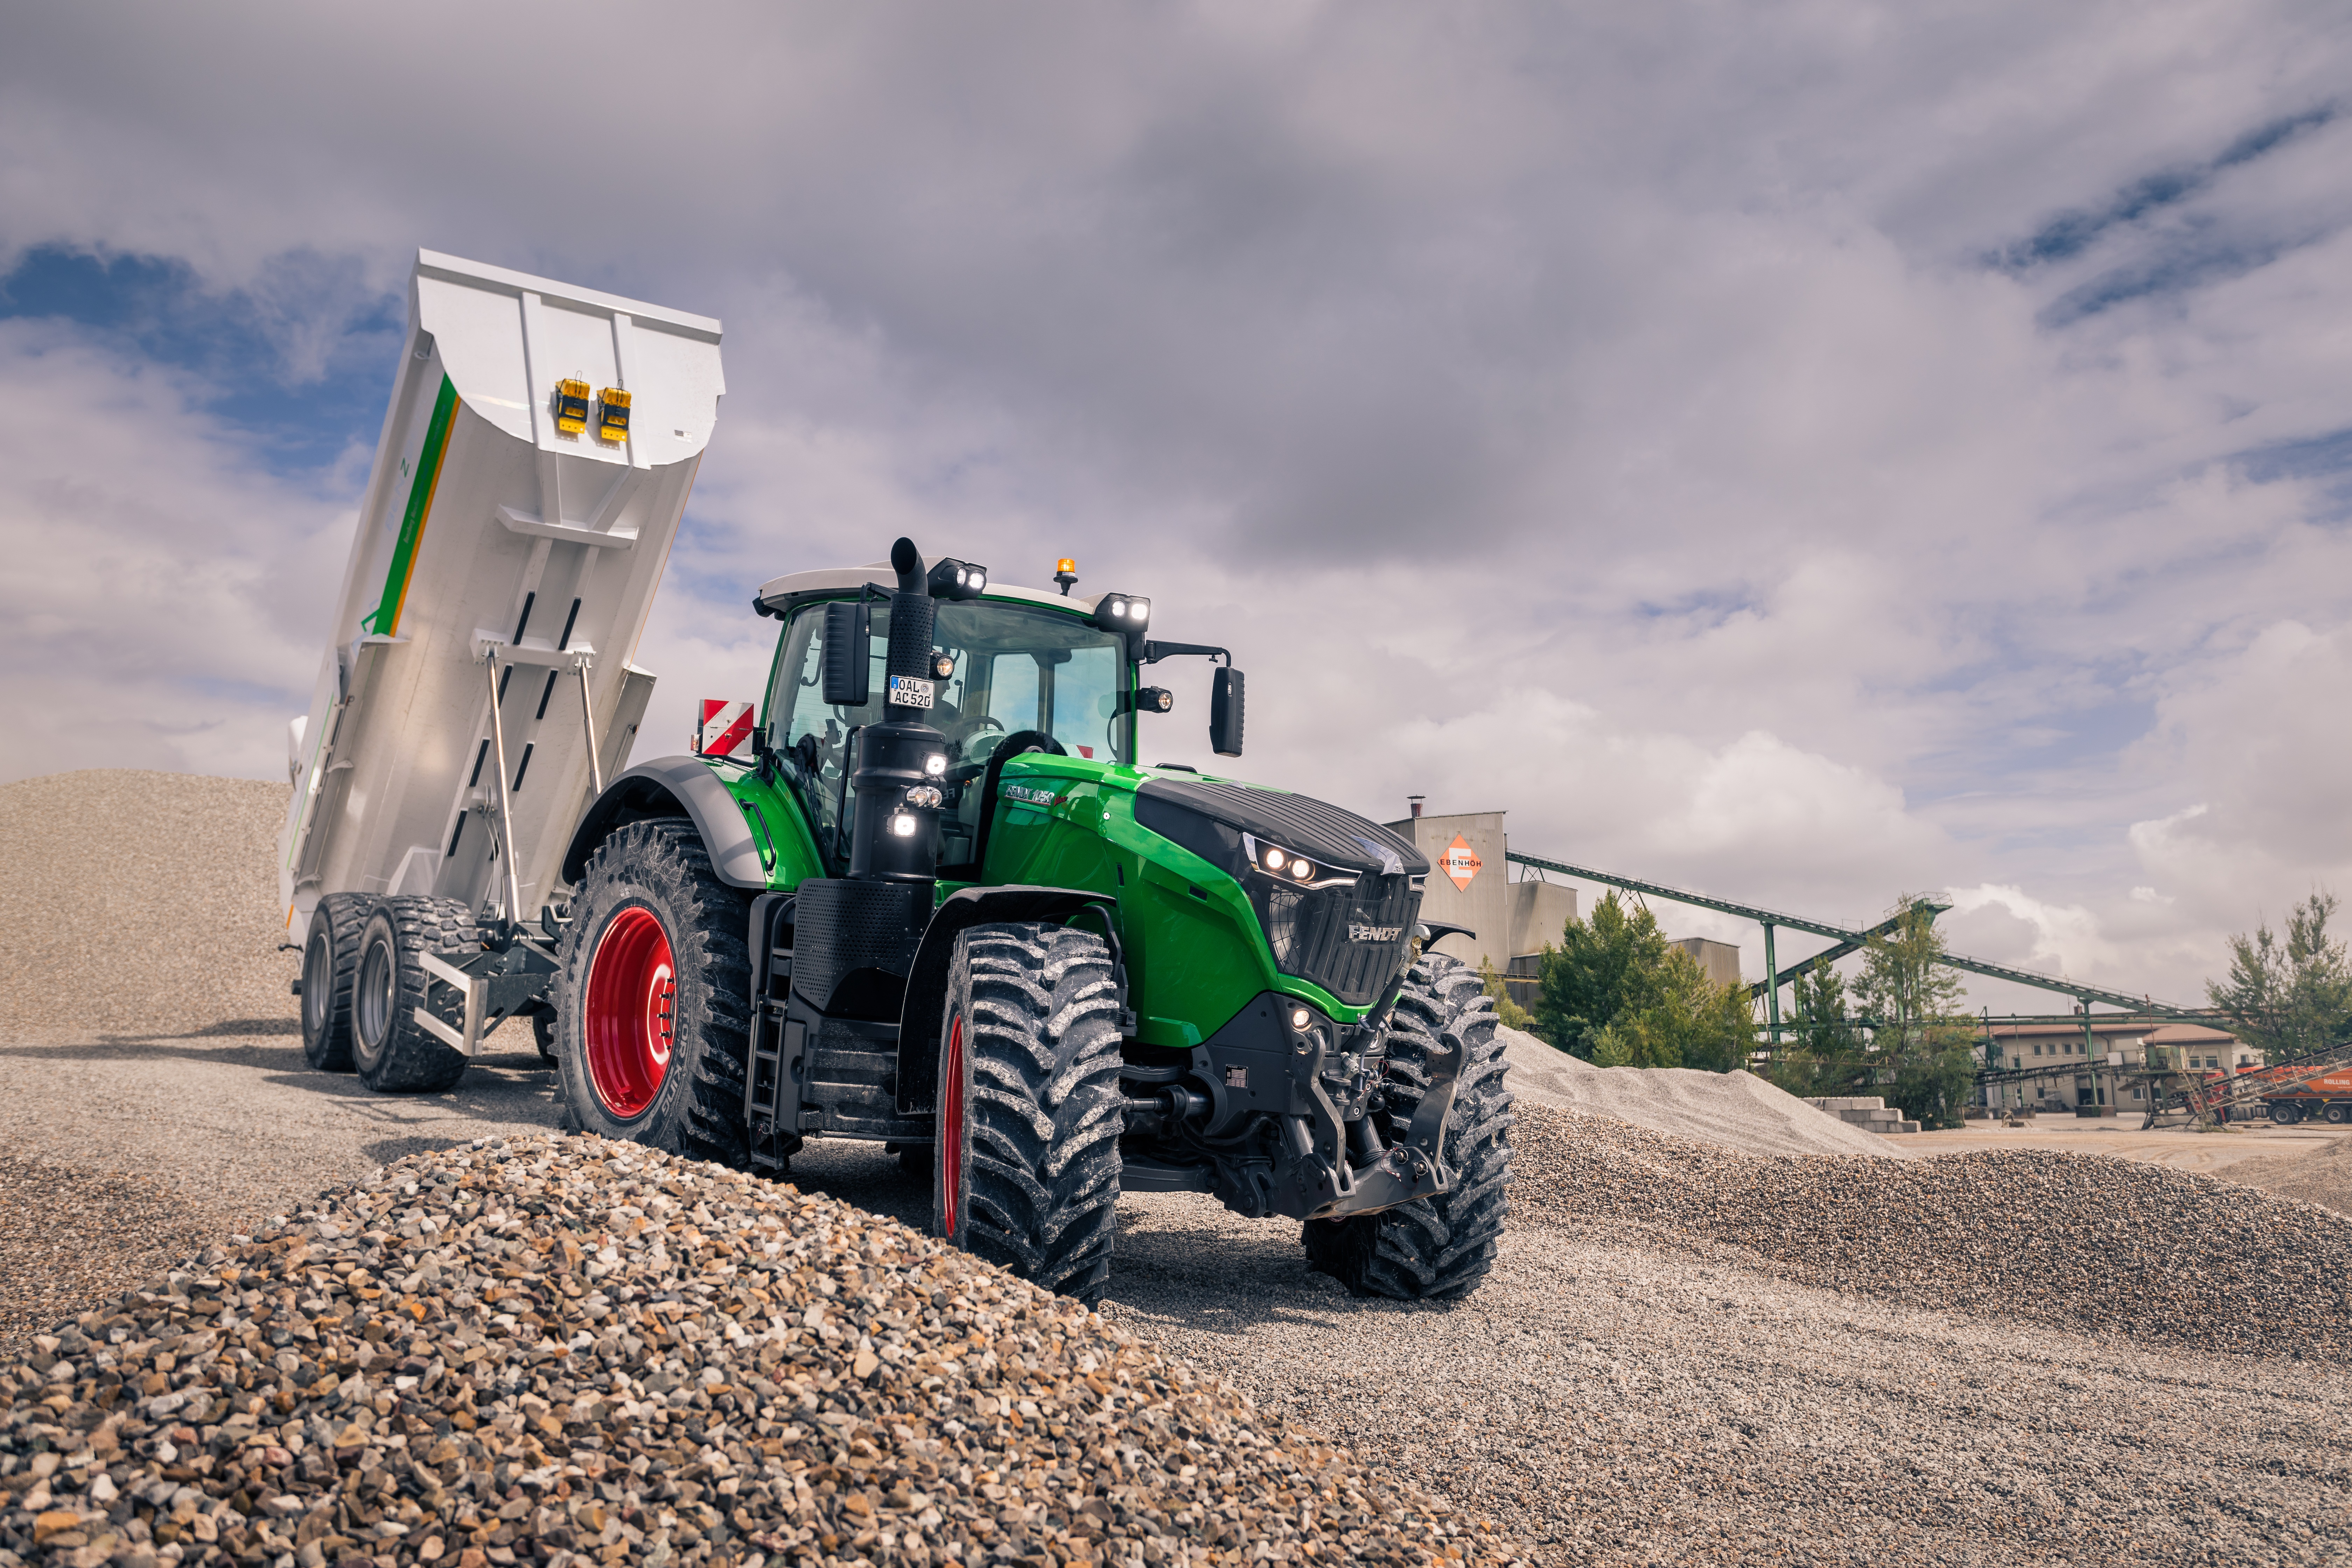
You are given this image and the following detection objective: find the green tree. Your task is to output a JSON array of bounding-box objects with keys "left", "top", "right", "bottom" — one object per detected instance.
[
  {"left": 1852, "top": 896, "right": 1976, "bottom": 1128},
  {"left": 2206, "top": 892, "right": 2352, "bottom": 1063},
  {"left": 1476, "top": 957, "right": 1537, "bottom": 1033},
  {"left": 1531, "top": 891, "right": 1754, "bottom": 1071},
  {"left": 1767, "top": 961, "right": 1872, "bottom": 1098},
  {"left": 1531, "top": 891, "right": 1674, "bottom": 1058}
]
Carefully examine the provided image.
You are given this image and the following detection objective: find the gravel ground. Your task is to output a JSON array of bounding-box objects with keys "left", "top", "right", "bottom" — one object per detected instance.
[
  {"left": 1511, "top": 1105, "right": 2352, "bottom": 1364},
  {"left": 0, "top": 1136, "right": 1517, "bottom": 1568}
]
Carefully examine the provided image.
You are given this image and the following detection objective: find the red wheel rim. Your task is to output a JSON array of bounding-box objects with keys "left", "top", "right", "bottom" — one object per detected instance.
[
  {"left": 584, "top": 906, "right": 676, "bottom": 1119},
  {"left": 941, "top": 1011, "right": 966, "bottom": 1238}
]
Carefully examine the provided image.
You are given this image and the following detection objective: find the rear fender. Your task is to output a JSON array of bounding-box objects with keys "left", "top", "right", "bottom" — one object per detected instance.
[
  {"left": 560, "top": 757, "right": 767, "bottom": 890},
  {"left": 894, "top": 886, "right": 1131, "bottom": 1116}
]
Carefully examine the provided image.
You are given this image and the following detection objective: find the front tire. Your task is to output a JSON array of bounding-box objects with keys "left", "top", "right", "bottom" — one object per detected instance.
[
  {"left": 351, "top": 896, "right": 477, "bottom": 1094},
  {"left": 553, "top": 821, "right": 752, "bottom": 1165},
  {"left": 1302, "top": 953, "right": 1514, "bottom": 1301},
  {"left": 934, "top": 922, "right": 1124, "bottom": 1303},
  {"left": 299, "top": 893, "right": 373, "bottom": 1073},
  {"left": 2270, "top": 1102, "right": 2302, "bottom": 1126}
]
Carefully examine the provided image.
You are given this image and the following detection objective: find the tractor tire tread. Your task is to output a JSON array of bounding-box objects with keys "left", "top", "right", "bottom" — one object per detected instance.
[
  {"left": 956, "top": 923, "right": 1125, "bottom": 1303},
  {"left": 554, "top": 820, "right": 752, "bottom": 1168},
  {"left": 1302, "top": 952, "right": 1514, "bottom": 1302}
]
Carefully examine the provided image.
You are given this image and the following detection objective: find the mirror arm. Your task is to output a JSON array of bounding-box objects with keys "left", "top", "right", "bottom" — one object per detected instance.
[{"left": 1141, "top": 640, "right": 1230, "bottom": 666}]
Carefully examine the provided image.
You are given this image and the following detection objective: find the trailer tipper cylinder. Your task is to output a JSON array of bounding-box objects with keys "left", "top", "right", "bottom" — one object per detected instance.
[{"left": 278, "top": 251, "right": 723, "bottom": 931}]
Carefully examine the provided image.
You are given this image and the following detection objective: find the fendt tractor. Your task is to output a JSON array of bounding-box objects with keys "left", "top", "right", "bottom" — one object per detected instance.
[{"left": 281, "top": 252, "right": 1513, "bottom": 1307}]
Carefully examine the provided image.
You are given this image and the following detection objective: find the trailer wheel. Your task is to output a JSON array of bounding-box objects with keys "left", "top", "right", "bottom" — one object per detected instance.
[
  {"left": 1302, "top": 953, "right": 1514, "bottom": 1301},
  {"left": 933, "top": 923, "right": 1124, "bottom": 1304},
  {"left": 553, "top": 820, "right": 752, "bottom": 1166},
  {"left": 350, "top": 897, "right": 478, "bottom": 1094},
  {"left": 299, "top": 893, "right": 374, "bottom": 1073}
]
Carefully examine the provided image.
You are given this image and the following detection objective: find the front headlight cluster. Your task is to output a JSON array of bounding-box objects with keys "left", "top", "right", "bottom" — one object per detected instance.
[
  {"left": 1097, "top": 593, "right": 1150, "bottom": 624},
  {"left": 1242, "top": 832, "right": 1346, "bottom": 887}
]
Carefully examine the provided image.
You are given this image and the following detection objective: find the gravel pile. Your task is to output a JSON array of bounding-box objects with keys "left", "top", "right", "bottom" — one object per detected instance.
[
  {"left": 0, "top": 1161, "right": 238, "bottom": 1368},
  {"left": 2224, "top": 1134, "right": 2352, "bottom": 1218},
  {"left": 1496, "top": 1027, "right": 1896, "bottom": 1159},
  {"left": 0, "top": 771, "right": 299, "bottom": 1044},
  {"left": 1514, "top": 1104, "right": 2352, "bottom": 1362},
  {"left": 0, "top": 1135, "right": 1520, "bottom": 1568}
]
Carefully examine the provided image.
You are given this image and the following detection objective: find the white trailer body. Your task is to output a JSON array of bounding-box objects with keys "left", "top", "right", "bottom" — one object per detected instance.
[{"left": 278, "top": 251, "right": 723, "bottom": 938}]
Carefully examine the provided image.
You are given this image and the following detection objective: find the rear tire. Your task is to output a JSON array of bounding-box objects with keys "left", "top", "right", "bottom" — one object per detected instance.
[
  {"left": 934, "top": 922, "right": 1124, "bottom": 1303},
  {"left": 299, "top": 893, "right": 373, "bottom": 1073},
  {"left": 553, "top": 821, "right": 752, "bottom": 1166},
  {"left": 2326, "top": 1103, "right": 2349, "bottom": 1126},
  {"left": 351, "top": 896, "right": 477, "bottom": 1094},
  {"left": 1302, "top": 953, "right": 1514, "bottom": 1301},
  {"left": 2271, "top": 1102, "right": 2302, "bottom": 1126}
]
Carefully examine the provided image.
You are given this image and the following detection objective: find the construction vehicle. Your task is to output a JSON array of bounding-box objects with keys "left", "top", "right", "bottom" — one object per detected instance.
[
  {"left": 281, "top": 252, "right": 1514, "bottom": 1306},
  {"left": 2248, "top": 1065, "right": 2352, "bottom": 1125}
]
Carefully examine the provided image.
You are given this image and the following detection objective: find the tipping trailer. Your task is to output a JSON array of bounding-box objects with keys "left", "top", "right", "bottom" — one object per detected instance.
[
  {"left": 285, "top": 253, "right": 1514, "bottom": 1309},
  {"left": 281, "top": 250, "right": 723, "bottom": 1087}
]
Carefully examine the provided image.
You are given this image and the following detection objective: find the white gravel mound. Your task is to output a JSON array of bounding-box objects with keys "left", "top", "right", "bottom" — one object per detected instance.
[{"left": 1496, "top": 1025, "right": 1897, "bottom": 1159}]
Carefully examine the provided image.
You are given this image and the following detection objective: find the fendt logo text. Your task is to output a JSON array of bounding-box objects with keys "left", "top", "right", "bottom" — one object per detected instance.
[{"left": 1349, "top": 924, "right": 1403, "bottom": 943}]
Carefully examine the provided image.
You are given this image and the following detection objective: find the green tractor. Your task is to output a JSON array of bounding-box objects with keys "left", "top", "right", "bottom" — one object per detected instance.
[{"left": 548, "top": 539, "right": 1513, "bottom": 1303}]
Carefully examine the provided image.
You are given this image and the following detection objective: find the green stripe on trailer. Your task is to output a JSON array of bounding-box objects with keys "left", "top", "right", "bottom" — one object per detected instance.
[{"left": 363, "top": 376, "right": 459, "bottom": 636}]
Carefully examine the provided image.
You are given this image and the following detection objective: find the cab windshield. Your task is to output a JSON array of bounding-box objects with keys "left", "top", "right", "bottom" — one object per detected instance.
[{"left": 768, "top": 597, "right": 1132, "bottom": 869}]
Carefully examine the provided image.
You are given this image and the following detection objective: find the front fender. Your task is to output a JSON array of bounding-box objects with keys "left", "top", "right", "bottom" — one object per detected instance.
[
  {"left": 895, "top": 885, "right": 1127, "bottom": 1116},
  {"left": 560, "top": 756, "right": 767, "bottom": 890}
]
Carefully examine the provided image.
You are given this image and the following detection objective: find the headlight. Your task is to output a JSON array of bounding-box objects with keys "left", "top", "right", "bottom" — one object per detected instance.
[
  {"left": 1289, "top": 859, "right": 1311, "bottom": 881},
  {"left": 889, "top": 813, "right": 919, "bottom": 837},
  {"left": 1264, "top": 848, "right": 1288, "bottom": 873},
  {"left": 923, "top": 753, "right": 947, "bottom": 776},
  {"left": 1289, "top": 1006, "right": 1313, "bottom": 1031}
]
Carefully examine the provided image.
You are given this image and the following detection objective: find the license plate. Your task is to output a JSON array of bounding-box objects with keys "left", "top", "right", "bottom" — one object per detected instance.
[{"left": 887, "top": 675, "right": 936, "bottom": 709}]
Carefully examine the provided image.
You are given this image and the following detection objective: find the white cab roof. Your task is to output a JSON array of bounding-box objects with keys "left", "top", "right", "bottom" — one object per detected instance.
[{"left": 755, "top": 565, "right": 1106, "bottom": 617}]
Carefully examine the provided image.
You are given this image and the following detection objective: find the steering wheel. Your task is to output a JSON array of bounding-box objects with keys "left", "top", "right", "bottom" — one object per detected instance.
[{"left": 992, "top": 729, "right": 1065, "bottom": 763}]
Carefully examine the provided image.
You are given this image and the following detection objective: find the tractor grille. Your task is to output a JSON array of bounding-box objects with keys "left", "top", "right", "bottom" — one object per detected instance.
[{"left": 1253, "top": 873, "right": 1422, "bottom": 1007}]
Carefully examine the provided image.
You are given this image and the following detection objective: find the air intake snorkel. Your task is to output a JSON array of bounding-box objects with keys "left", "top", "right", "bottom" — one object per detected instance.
[{"left": 845, "top": 537, "right": 951, "bottom": 882}]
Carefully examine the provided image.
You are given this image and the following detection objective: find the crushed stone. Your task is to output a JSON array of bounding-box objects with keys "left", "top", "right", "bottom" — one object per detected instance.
[
  {"left": 1513, "top": 1104, "right": 2352, "bottom": 1363},
  {"left": 0, "top": 1135, "right": 1521, "bottom": 1568}
]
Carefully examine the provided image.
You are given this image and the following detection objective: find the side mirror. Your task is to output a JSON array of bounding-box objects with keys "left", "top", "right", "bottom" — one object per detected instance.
[
  {"left": 1210, "top": 667, "right": 1245, "bottom": 757},
  {"left": 821, "top": 601, "right": 870, "bottom": 706}
]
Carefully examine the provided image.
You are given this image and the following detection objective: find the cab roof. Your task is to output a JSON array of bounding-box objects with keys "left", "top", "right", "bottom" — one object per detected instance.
[{"left": 754, "top": 565, "right": 1104, "bottom": 618}]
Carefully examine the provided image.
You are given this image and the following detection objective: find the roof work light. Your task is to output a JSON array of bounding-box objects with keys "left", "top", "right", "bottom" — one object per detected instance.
[{"left": 927, "top": 558, "right": 989, "bottom": 600}]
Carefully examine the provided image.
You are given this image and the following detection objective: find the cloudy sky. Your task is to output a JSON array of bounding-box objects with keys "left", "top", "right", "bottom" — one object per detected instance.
[{"left": 4, "top": 1, "right": 2348, "bottom": 1012}]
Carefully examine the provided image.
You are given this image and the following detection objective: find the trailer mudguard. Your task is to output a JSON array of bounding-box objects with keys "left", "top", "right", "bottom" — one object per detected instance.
[
  {"left": 561, "top": 757, "right": 768, "bottom": 890},
  {"left": 893, "top": 886, "right": 1129, "bottom": 1116}
]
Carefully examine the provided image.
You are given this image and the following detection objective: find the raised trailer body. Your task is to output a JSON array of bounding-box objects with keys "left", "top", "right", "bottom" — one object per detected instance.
[{"left": 279, "top": 251, "right": 723, "bottom": 933}]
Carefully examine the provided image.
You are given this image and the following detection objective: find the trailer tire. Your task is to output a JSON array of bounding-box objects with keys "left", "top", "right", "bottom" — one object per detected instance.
[
  {"left": 1302, "top": 953, "right": 1514, "bottom": 1302},
  {"left": 531, "top": 1007, "right": 558, "bottom": 1062},
  {"left": 350, "top": 897, "right": 478, "bottom": 1094},
  {"left": 299, "top": 893, "right": 374, "bottom": 1073},
  {"left": 933, "top": 923, "right": 1124, "bottom": 1304},
  {"left": 553, "top": 820, "right": 752, "bottom": 1167}
]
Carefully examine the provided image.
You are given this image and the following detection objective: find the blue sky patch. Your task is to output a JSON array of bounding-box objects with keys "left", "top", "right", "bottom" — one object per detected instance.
[{"left": 0, "top": 245, "right": 404, "bottom": 479}]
